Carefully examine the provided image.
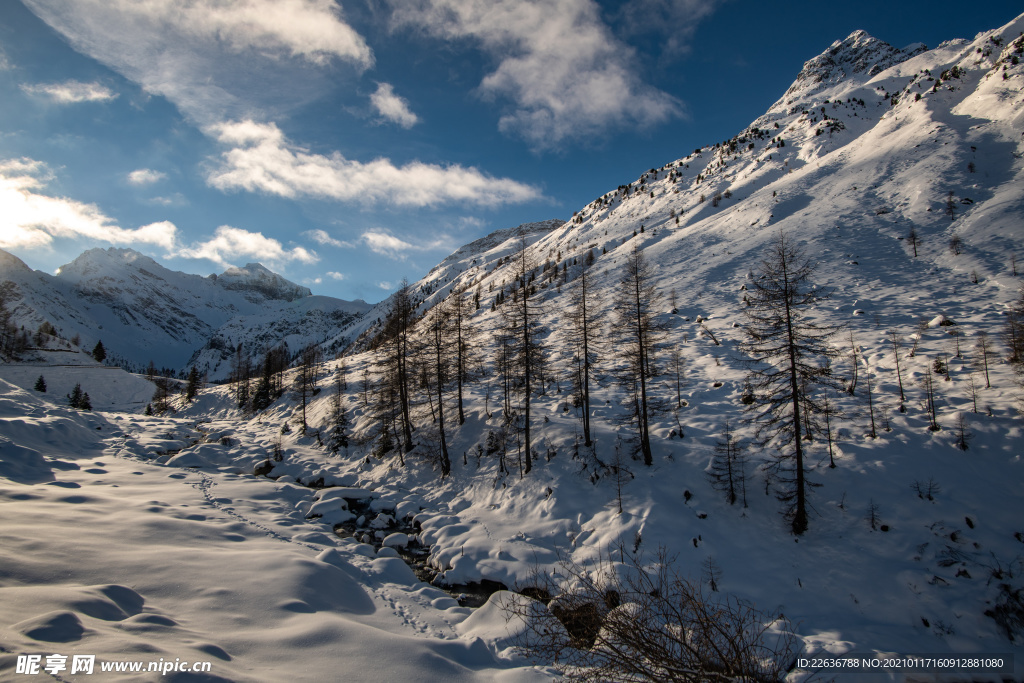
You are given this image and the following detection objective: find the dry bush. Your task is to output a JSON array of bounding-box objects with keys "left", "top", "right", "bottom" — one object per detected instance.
[{"left": 504, "top": 549, "right": 800, "bottom": 682}]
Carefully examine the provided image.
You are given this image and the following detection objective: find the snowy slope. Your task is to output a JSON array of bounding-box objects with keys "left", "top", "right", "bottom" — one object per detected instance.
[{"left": 276, "top": 12, "right": 1024, "bottom": 673}]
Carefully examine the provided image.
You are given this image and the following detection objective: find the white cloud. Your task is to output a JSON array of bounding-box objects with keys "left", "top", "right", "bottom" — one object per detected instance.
[
  {"left": 305, "top": 229, "right": 354, "bottom": 249},
  {"left": 390, "top": 0, "right": 683, "bottom": 149},
  {"left": 207, "top": 119, "right": 542, "bottom": 207},
  {"left": 326, "top": 271, "right": 346, "bottom": 280},
  {"left": 127, "top": 168, "right": 167, "bottom": 186},
  {"left": 361, "top": 229, "right": 455, "bottom": 260},
  {"left": 21, "top": 0, "right": 372, "bottom": 125},
  {"left": 0, "top": 157, "right": 178, "bottom": 250},
  {"left": 362, "top": 231, "right": 415, "bottom": 258},
  {"left": 377, "top": 281, "right": 394, "bottom": 290},
  {"left": 175, "top": 225, "right": 318, "bottom": 269},
  {"left": 21, "top": 80, "right": 118, "bottom": 104},
  {"left": 370, "top": 82, "right": 419, "bottom": 128}
]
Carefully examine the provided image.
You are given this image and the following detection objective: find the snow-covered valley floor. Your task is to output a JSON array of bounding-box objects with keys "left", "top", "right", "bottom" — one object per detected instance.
[{"left": 0, "top": 378, "right": 555, "bottom": 682}]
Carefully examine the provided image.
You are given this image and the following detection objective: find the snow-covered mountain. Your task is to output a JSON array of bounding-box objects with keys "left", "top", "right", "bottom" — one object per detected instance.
[
  {"left": 0, "top": 247, "right": 371, "bottom": 377},
  {"left": 3, "top": 14, "right": 1024, "bottom": 679}
]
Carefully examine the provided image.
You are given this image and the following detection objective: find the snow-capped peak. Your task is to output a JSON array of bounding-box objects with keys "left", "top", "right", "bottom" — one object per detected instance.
[
  {"left": 769, "top": 29, "right": 925, "bottom": 115},
  {"left": 213, "top": 263, "right": 311, "bottom": 303}
]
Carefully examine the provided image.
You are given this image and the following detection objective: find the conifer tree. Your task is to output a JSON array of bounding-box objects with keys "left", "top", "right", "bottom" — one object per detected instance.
[
  {"left": 567, "top": 257, "right": 598, "bottom": 446},
  {"left": 327, "top": 369, "right": 348, "bottom": 454},
  {"left": 34, "top": 375, "right": 46, "bottom": 393},
  {"left": 92, "top": 340, "right": 106, "bottom": 362},
  {"left": 707, "top": 420, "right": 747, "bottom": 506},
  {"left": 613, "top": 244, "right": 665, "bottom": 466},
  {"left": 378, "top": 280, "right": 415, "bottom": 452},
  {"left": 185, "top": 366, "right": 201, "bottom": 403},
  {"left": 423, "top": 298, "right": 452, "bottom": 476},
  {"left": 740, "top": 233, "right": 842, "bottom": 534},
  {"left": 68, "top": 382, "right": 83, "bottom": 409},
  {"left": 499, "top": 237, "right": 545, "bottom": 475},
  {"left": 294, "top": 344, "right": 322, "bottom": 433}
]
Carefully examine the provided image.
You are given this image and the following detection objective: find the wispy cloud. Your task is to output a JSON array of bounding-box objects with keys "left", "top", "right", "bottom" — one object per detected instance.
[
  {"left": 127, "top": 168, "right": 166, "bottom": 186},
  {"left": 370, "top": 82, "right": 419, "bottom": 128},
  {"left": 21, "top": 80, "right": 118, "bottom": 104},
  {"left": 175, "top": 224, "right": 318, "bottom": 269},
  {"left": 362, "top": 231, "right": 414, "bottom": 258},
  {"left": 612, "top": 0, "right": 722, "bottom": 58},
  {"left": 206, "top": 119, "right": 542, "bottom": 208},
  {"left": 361, "top": 229, "right": 454, "bottom": 260},
  {"left": 305, "top": 228, "right": 355, "bottom": 249},
  {"left": 390, "top": 0, "right": 683, "bottom": 149},
  {"left": 326, "top": 271, "right": 346, "bottom": 280},
  {"left": 21, "top": 0, "right": 372, "bottom": 125},
  {"left": 0, "top": 157, "right": 177, "bottom": 250}
]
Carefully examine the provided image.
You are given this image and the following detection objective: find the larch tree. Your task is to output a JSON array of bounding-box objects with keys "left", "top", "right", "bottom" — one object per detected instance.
[
  {"left": 499, "top": 236, "right": 545, "bottom": 475},
  {"left": 613, "top": 243, "right": 665, "bottom": 467},
  {"left": 294, "top": 343, "right": 323, "bottom": 433},
  {"left": 378, "top": 280, "right": 415, "bottom": 452},
  {"left": 423, "top": 298, "right": 452, "bottom": 476},
  {"left": 707, "top": 420, "right": 747, "bottom": 507},
  {"left": 327, "top": 368, "right": 349, "bottom": 455},
  {"left": 567, "top": 256, "right": 599, "bottom": 447},
  {"left": 449, "top": 285, "right": 478, "bottom": 426},
  {"left": 887, "top": 328, "right": 908, "bottom": 409},
  {"left": 230, "top": 343, "right": 252, "bottom": 410},
  {"left": 740, "top": 232, "right": 842, "bottom": 535},
  {"left": 185, "top": 366, "right": 201, "bottom": 403}
]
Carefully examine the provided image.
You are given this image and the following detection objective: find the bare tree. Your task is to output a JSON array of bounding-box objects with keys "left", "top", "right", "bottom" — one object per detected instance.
[
  {"left": 922, "top": 370, "right": 940, "bottom": 431},
  {"left": 505, "top": 549, "right": 800, "bottom": 683},
  {"left": 966, "top": 370, "right": 980, "bottom": 414},
  {"left": 975, "top": 331, "right": 993, "bottom": 389},
  {"left": 907, "top": 226, "right": 920, "bottom": 258},
  {"left": 909, "top": 318, "right": 929, "bottom": 357},
  {"left": 423, "top": 299, "right": 452, "bottom": 476},
  {"left": 740, "top": 233, "right": 842, "bottom": 534},
  {"left": 229, "top": 342, "right": 252, "bottom": 410},
  {"left": 567, "top": 257, "right": 599, "bottom": 447},
  {"left": 1004, "top": 286, "right": 1024, "bottom": 367},
  {"left": 949, "top": 232, "right": 962, "bottom": 255},
  {"left": 887, "top": 329, "right": 908, "bottom": 409},
  {"left": 449, "top": 285, "right": 478, "bottom": 425},
  {"left": 820, "top": 392, "right": 840, "bottom": 468},
  {"left": 669, "top": 345, "right": 686, "bottom": 409},
  {"left": 707, "top": 420, "right": 747, "bottom": 507},
  {"left": 864, "top": 373, "right": 877, "bottom": 438},
  {"left": 609, "top": 440, "right": 633, "bottom": 514},
  {"left": 378, "top": 281, "right": 415, "bottom": 452},
  {"left": 294, "top": 343, "right": 323, "bottom": 433},
  {"left": 499, "top": 236, "right": 545, "bottom": 475},
  {"left": 846, "top": 331, "right": 859, "bottom": 395},
  {"left": 613, "top": 244, "right": 666, "bottom": 466},
  {"left": 954, "top": 412, "right": 971, "bottom": 451}
]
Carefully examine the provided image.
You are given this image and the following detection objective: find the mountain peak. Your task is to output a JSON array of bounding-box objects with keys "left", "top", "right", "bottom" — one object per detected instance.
[
  {"left": 214, "top": 263, "right": 310, "bottom": 303},
  {"left": 768, "top": 29, "right": 924, "bottom": 115},
  {"left": 55, "top": 247, "right": 164, "bottom": 281}
]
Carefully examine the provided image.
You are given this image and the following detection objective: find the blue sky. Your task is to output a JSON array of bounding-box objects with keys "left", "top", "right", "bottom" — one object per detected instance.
[{"left": 1, "top": 0, "right": 1020, "bottom": 303}]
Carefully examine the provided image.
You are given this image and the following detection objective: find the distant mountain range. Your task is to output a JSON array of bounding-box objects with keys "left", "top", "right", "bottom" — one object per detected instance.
[{"left": 0, "top": 247, "right": 370, "bottom": 378}]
